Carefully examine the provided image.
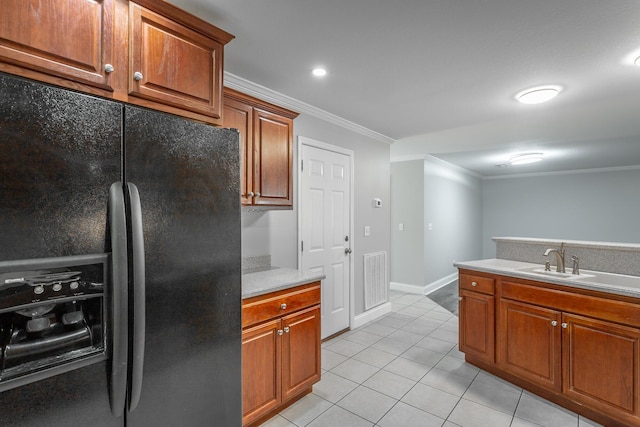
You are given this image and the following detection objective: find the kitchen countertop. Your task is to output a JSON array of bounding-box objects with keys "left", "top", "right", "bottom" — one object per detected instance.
[
  {"left": 242, "top": 267, "right": 325, "bottom": 299},
  {"left": 455, "top": 258, "right": 640, "bottom": 299}
]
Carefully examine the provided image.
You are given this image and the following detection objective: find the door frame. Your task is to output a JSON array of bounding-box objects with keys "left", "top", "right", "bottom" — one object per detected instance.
[{"left": 297, "top": 136, "right": 355, "bottom": 334}]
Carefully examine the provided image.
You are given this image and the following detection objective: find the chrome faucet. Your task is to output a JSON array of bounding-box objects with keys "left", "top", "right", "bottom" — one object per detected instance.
[
  {"left": 543, "top": 242, "right": 565, "bottom": 273},
  {"left": 571, "top": 255, "right": 580, "bottom": 275}
]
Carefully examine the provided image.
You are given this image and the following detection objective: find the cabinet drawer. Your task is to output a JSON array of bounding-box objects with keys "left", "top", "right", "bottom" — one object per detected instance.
[
  {"left": 243, "top": 282, "right": 321, "bottom": 328},
  {"left": 460, "top": 273, "right": 495, "bottom": 295}
]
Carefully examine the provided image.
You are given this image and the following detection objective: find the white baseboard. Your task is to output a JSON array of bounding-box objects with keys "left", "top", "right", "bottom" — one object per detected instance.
[
  {"left": 390, "top": 273, "right": 458, "bottom": 295},
  {"left": 424, "top": 273, "right": 458, "bottom": 295},
  {"left": 352, "top": 302, "right": 392, "bottom": 329},
  {"left": 389, "top": 282, "right": 426, "bottom": 294}
]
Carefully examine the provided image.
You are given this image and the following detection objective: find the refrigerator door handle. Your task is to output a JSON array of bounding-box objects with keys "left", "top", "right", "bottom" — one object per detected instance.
[
  {"left": 108, "top": 183, "right": 128, "bottom": 418},
  {"left": 127, "top": 183, "right": 145, "bottom": 412}
]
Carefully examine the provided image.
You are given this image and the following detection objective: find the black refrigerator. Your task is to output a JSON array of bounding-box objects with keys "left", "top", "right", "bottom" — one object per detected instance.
[{"left": 0, "top": 72, "right": 242, "bottom": 426}]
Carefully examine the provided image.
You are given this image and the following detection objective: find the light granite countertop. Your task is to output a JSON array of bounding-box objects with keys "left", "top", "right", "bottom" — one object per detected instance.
[
  {"left": 455, "top": 258, "right": 640, "bottom": 299},
  {"left": 242, "top": 267, "right": 325, "bottom": 299}
]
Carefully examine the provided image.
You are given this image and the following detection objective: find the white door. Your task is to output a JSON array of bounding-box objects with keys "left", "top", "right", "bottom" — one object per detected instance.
[{"left": 299, "top": 139, "right": 352, "bottom": 339}]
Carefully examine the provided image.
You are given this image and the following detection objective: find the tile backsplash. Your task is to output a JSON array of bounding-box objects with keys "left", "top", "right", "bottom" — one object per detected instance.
[
  {"left": 241, "top": 255, "right": 271, "bottom": 270},
  {"left": 494, "top": 237, "right": 640, "bottom": 276}
]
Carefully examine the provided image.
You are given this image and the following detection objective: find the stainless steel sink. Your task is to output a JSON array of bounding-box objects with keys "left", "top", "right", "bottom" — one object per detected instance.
[
  {"left": 580, "top": 271, "right": 640, "bottom": 290},
  {"left": 515, "top": 265, "right": 594, "bottom": 280},
  {"left": 516, "top": 265, "right": 640, "bottom": 290}
]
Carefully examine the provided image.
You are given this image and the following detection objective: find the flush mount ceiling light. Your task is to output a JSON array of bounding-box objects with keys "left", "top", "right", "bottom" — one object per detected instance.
[
  {"left": 516, "top": 86, "right": 561, "bottom": 104},
  {"left": 311, "top": 67, "right": 327, "bottom": 78},
  {"left": 635, "top": 56, "right": 640, "bottom": 67},
  {"left": 510, "top": 152, "right": 544, "bottom": 165}
]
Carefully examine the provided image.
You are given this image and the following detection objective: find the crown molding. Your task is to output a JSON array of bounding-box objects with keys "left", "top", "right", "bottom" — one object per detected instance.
[
  {"left": 224, "top": 72, "right": 395, "bottom": 145},
  {"left": 483, "top": 164, "right": 640, "bottom": 180}
]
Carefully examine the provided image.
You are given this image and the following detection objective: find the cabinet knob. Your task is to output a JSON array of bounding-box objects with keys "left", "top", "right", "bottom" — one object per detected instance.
[
  {"left": 248, "top": 192, "right": 255, "bottom": 197},
  {"left": 471, "top": 281, "right": 478, "bottom": 287},
  {"left": 280, "top": 303, "right": 287, "bottom": 310},
  {"left": 104, "top": 64, "right": 114, "bottom": 73},
  {"left": 277, "top": 329, "right": 283, "bottom": 336},
  {"left": 458, "top": 297, "right": 463, "bottom": 301},
  {"left": 345, "top": 248, "right": 352, "bottom": 255},
  {"left": 283, "top": 326, "right": 290, "bottom": 333},
  {"left": 255, "top": 192, "right": 261, "bottom": 197},
  {"left": 133, "top": 71, "right": 143, "bottom": 81},
  {"left": 561, "top": 323, "right": 568, "bottom": 329},
  {"left": 551, "top": 320, "right": 558, "bottom": 327}
]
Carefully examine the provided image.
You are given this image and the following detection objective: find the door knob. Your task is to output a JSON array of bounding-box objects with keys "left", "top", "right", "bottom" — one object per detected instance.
[{"left": 345, "top": 248, "right": 352, "bottom": 254}]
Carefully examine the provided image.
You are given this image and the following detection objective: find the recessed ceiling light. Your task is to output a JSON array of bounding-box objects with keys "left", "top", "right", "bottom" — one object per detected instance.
[
  {"left": 635, "top": 56, "right": 640, "bottom": 67},
  {"left": 516, "top": 86, "right": 561, "bottom": 104},
  {"left": 312, "top": 67, "right": 327, "bottom": 78},
  {"left": 510, "top": 152, "right": 544, "bottom": 165}
]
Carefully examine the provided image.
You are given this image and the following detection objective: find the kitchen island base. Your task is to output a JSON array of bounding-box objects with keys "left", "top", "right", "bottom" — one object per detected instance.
[{"left": 458, "top": 267, "right": 640, "bottom": 427}]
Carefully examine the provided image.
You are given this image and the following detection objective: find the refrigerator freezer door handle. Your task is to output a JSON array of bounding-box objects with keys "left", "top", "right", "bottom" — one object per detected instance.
[
  {"left": 108, "top": 183, "right": 128, "bottom": 417},
  {"left": 127, "top": 183, "right": 146, "bottom": 412}
]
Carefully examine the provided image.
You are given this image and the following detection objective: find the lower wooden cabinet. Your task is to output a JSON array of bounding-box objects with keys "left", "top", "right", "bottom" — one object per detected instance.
[
  {"left": 459, "top": 268, "right": 640, "bottom": 426},
  {"left": 242, "top": 282, "right": 321, "bottom": 426},
  {"left": 497, "top": 298, "right": 562, "bottom": 392},
  {"left": 458, "top": 272, "right": 495, "bottom": 363},
  {"left": 242, "top": 319, "right": 281, "bottom": 421},
  {"left": 562, "top": 313, "right": 640, "bottom": 419}
]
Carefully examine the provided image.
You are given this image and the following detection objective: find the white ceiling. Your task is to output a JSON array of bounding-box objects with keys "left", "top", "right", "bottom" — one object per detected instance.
[{"left": 169, "top": 0, "right": 640, "bottom": 177}]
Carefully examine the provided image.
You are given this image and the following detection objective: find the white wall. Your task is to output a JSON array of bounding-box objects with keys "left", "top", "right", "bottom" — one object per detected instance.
[
  {"left": 424, "top": 157, "right": 483, "bottom": 282},
  {"left": 390, "top": 157, "right": 483, "bottom": 291},
  {"left": 241, "top": 112, "right": 391, "bottom": 317},
  {"left": 482, "top": 168, "right": 640, "bottom": 258},
  {"left": 390, "top": 160, "right": 424, "bottom": 286}
]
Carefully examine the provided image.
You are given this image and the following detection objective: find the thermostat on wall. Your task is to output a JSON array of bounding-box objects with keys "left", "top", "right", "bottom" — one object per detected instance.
[{"left": 373, "top": 198, "right": 382, "bottom": 208}]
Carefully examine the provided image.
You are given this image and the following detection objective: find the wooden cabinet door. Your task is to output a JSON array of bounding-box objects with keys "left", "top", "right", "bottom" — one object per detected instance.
[
  {"left": 498, "top": 299, "right": 562, "bottom": 392},
  {"left": 253, "top": 108, "right": 293, "bottom": 206},
  {"left": 281, "top": 306, "right": 321, "bottom": 402},
  {"left": 459, "top": 289, "right": 495, "bottom": 363},
  {"left": 223, "top": 97, "right": 253, "bottom": 205},
  {"left": 0, "top": 0, "right": 115, "bottom": 90},
  {"left": 128, "top": 3, "right": 223, "bottom": 119},
  {"left": 242, "top": 319, "right": 282, "bottom": 426},
  {"left": 563, "top": 313, "right": 640, "bottom": 421}
]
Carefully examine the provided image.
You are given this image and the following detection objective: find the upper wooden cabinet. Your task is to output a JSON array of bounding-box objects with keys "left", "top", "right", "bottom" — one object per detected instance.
[
  {"left": 223, "top": 88, "right": 299, "bottom": 207},
  {"left": 0, "top": 0, "right": 116, "bottom": 91},
  {"left": 0, "top": 0, "right": 233, "bottom": 126},
  {"left": 128, "top": 2, "right": 224, "bottom": 119}
]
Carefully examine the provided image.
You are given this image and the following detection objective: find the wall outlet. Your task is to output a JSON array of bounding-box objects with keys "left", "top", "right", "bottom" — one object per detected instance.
[
  {"left": 364, "top": 225, "right": 371, "bottom": 236},
  {"left": 398, "top": 223, "right": 404, "bottom": 231}
]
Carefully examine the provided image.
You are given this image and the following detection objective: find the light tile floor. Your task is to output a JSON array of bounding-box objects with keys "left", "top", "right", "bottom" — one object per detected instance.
[{"left": 260, "top": 290, "right": 603, "bottom": 427}]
